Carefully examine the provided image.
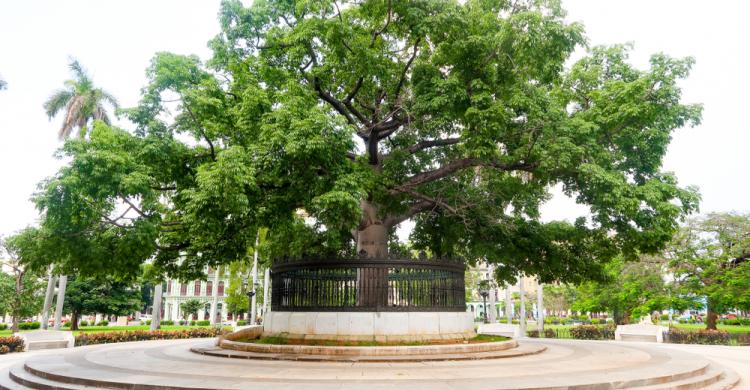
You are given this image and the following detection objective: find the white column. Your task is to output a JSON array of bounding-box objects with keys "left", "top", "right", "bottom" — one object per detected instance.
[
  {"left": 210, "top": 268, "right": 220, "bottom": 325},
  {"left": 505, "top": 286, "right": 512, "bottom": 324},
  {"left": 41, "top": 272, "right": 56, "bottom": 330},
  {"left": 150, "top": 283, "right": 163, "bottom": 331},
  {"left": 250, "top": 232, "right": 259, "bottom": 324},
  {"left": 262, "top": 267, "right": 270, "bottom": 319},
  {"left": 537, "top": 281, "right": 544, "bottom": 333},
  {"left": 518, "top": 276, "right": 526, "bottom": 336},
  {"left": 53, "top": 275, "right": 67, "bottom": 330}
]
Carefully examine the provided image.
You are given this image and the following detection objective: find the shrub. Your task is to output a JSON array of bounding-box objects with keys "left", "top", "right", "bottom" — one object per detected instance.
[
  {"left": 197, "top": 320, "right": 210, "bottom": 326},
  {"left": 18, "top": 322, "right": 40, "bottom": 330},
  {"left": 178, "top": 320, "right": 186, "bottom": 326},
  {"left": 62, "top": 322, "right": 71, "bottom": 328},
  {"left": 75, "top": 327, "right": 225, "bottom": 346},
  {"left": 0, "top": 324, "right": 7, "bottom": 331},
  {"left": 96, "top": 320, "right": 109, "bottom": 326},
  {"left": 660, "top": 314, "right": 670, "bottom": 321},
  {"left": 0, "top": 336, "right": 25, "bottom": 353},
  {"left": 741, "top": 318, "right": 750, "bottom": 326},
  {"left": 189, "top": 320, "right": 196, "bottom": 326},
  {"left": 160, "top": 320, "right": 174, "bottom": 326},
  {"left": 591, "top": 319, "right": 600, "bottom": 325},
  {"left": 570, "top": 325, "right": 615, "bottom": 340},
  {"left": 144, "top": 320, "right": 151, "bottom": 325},
  {"left": 79, "top": 320, "right": 88, "bottom": 327},
  {"left": 665, "top": 328, "right": 731, "bottom": 345},
  {"left": 511, "top": 319, "right": 519, "bottom": 325},
  {"left": 527, "top": 329, "right": 556, "bottom": 338},
  {"left": 236, "top": 320, "right": 247, "bottom": 326}
]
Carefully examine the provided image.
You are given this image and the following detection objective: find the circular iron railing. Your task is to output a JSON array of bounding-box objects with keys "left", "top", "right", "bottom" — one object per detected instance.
[{"left": 270, "top": 256, "right": 466, "bottom": 312}]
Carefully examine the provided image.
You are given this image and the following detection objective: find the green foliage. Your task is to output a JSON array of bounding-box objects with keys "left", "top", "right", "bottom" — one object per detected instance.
[
  {"left": 63, "top": 276, "right": 141, "bottom": 330},
  {"left": 225, "top": 262, "right": 249, "bottom": 316},
  {"left": 572, "top": 255, "right": 688, "bottom": 324},
  {"left": 665, "top": 328, "right": 731, "bottom": 345},
  {"left": 196, "top": 320, "right": 210, "bottom": 326},
  {"left": 570, "top": 325, "right": 615, "bottom": 340},
  {"left": 96, "top": 320, "right": 109, "bottom": 326},
  {"left": 34, "top": 0, "right": 700, "bottom": 285},
  {"left": 179, "top": 299, "right": 204, "bottom": 320},
  {"left": 667, "top": 213, "right": 750, "bottom": 328},
  {"left": 18, "top": 322, "right": 40, "bottom": 330}
]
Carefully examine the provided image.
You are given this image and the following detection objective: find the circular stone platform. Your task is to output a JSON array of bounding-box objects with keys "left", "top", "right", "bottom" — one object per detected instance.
[{"left": 0, "top": 338, "right": 740, "bottom": 390}]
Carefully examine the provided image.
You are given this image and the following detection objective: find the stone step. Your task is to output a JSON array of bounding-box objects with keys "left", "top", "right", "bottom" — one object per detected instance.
[
  {"left": 25, "top": 341, "right": 69, "bottom": 351},
  {"left": 0, "top": 368, "right": 34, "bottom": 390},
  {"left": 193, "top": 342, "right": 547, "bottom": 362},
  {"left": 628, "top": 364, "right": 725, "bottom": 390},
  {"left": 7, "top": 364, "right": 97, "bottom": 390}
]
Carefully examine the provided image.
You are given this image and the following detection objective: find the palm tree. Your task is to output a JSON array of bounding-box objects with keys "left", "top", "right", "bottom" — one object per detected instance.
[{"left": 43, "top": 59, "right": 119, "bottom": 139}]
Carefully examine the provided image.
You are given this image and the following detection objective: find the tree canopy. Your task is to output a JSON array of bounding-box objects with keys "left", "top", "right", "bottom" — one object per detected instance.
[
  {"left": 34, "top": 0, "right": 700, "bottom": 285},
  {"left": 63, "top": 276, "right": 142, "bottom": 330},
  {"left": 667, "top": 212, "right": 750, "bottom": 329}
]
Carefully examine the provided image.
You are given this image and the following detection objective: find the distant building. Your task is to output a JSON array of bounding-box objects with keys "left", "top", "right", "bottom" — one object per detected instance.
[
  {"left": 466, "top": 262, "right": 539, "bottom": 319},
  {"left": 163, "top": 268, "right": 232, "bottom": 322}
]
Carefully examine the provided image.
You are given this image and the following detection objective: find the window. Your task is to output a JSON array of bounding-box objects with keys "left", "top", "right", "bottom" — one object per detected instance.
[
  {"left": 167, "top": 281, "right": 172, "bottom": 294},
  {"left": 218, "top": 281, "right": 225, "bottom": 296},
  {"left": 206, "top": 281, "right": 213, "bottom": 296},
  {"left": 180, "top": 283, "right": 187, "bottom": 296},
  {"left": 194, "top": 281, "right": 201, "bottom": 296}
]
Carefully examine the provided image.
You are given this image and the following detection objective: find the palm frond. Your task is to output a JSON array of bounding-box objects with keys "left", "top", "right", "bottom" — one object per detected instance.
[
  {"left": 93, "top": 105, "right": 111, "bottom": 124},
  {"left": 98, "top": 89, "right": 120, "bottom": 111},
  {"left": 59, "top": 96, "right": 86, "bottom": 139},
  {"left": 43, "top": 89, "right": 75, "bottom": 119},
  {"left": 67, "top": 58, "right": 91, "bottom": 85}
]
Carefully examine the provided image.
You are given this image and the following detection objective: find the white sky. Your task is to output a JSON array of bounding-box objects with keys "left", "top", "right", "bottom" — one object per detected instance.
[{"left": 0, "top": 0, "right": 748, "bottom": 239}]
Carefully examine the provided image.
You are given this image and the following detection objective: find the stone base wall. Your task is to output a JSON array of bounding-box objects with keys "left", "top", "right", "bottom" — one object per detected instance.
[{"left": 263, "top": 311, "right": 475, "bottom": 342}]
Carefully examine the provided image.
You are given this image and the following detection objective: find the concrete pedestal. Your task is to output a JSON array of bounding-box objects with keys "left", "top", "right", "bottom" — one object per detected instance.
[{"left": 263, "top": 311, "right": 475, "bottom": 342}]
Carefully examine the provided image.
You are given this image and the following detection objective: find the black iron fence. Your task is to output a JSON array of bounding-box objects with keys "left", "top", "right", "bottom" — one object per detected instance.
[{"left": 270, "top": 256, "right": 465, "bottom": 312}]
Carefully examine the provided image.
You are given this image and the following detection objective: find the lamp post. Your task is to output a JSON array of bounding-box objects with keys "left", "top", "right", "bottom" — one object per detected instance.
[
  {"left": 242, "top": 279, "right": 256, "bottom": 323},
  {"left": 478, "top": 280, "right": 490, "bottom": 324}
]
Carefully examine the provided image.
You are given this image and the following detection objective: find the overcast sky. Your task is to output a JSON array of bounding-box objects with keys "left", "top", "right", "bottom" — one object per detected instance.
[{"left": 0, "top": 0, "right": 748, "bottom": 239}]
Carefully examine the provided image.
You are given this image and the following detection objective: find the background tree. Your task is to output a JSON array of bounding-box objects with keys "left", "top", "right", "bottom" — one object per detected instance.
[
  {"left": 667, "top": 213, "right": 750, "bottom": 330},
  {"left": 572, "top": 255, "right": 688, "bottom": 324},
  {"left": 0, "top": 77, "right": 7, "bottom": 90},
  {"left": 43, "top": 58, "right": 119, "bottom": 139},
  {"left": 225, "top": 261, "right": 249, "bottom": 319},
  {"left": 63, "top": 276, "right": 142, "bottom": 330},
  {"left": 543, "top": 284, "right": 576, "bottom": 317},
  {"left": 179, "top": 299, "right": 203, "bottom": 321},
  {"left": 0, "top": 229, "right": 45, "bottom": 332},
  {"left": 34, "top": 0, "right": 700, "bottom": 287}
]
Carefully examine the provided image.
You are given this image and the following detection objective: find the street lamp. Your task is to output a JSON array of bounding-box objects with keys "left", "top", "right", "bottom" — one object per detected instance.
[
  {"left": 478, "top": 280, "right": 490, "bottom": 324},
  {"left": 242, "top": 279, "right": 256, "bottom": 323}
]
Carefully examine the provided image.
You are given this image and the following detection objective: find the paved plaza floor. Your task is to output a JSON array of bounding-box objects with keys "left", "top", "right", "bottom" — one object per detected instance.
[{"left": 0, "top": 338, "right": 746, "bottom": 389}]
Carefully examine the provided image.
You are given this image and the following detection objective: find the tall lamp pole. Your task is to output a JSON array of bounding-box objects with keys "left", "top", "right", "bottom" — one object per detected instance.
[{"left": 478, "top": 281, "right": 490, "bottom": 324}]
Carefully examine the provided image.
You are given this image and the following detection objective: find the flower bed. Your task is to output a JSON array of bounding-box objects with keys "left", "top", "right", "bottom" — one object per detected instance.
[
  {"left": 75, "top": 327, "right": 224, "bottom": 346},
  {"left": 0, "top": 336, "right": 25, "bottom": 354}
]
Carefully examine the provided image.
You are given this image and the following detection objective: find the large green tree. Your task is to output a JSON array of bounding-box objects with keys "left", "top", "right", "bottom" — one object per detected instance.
[
  {"left": 572, "top": 255, "right": 695, "bottom": 324},
  {"left": 0, "top": 229, "right": 46, "bottom": 332},
  {"left": 34, "top": 0, "right": 699, "bottom": 286},
  {"left": 63, "top": 276, "right": 142, "bottom": 330},
  {"left": 43, "top": 59, "right": 119, "bottom": 139},
  {"left": 667, "top": 213, "right": 750, "bottom": 330}
]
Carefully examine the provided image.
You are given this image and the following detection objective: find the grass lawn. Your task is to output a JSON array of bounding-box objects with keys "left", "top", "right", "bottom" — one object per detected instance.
[
  {"left": 0, "top": 325, "right": 225, "bottom": 337},
  {"left": 670, "top": 323, "right": 750, "bottom": 333}
]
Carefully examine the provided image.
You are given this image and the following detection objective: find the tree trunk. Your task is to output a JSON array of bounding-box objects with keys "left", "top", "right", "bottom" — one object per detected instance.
[
  {"left": 70, "top": 310, "right": 79, "bottom": 331},
  {"left": 12, "top": 272, "right": 22, "bottom": 333},
  {"left": 706, "top": 309, "right": 718, "bottom": 330},
  {"left": 354, "top": 201, "right": 390, "bottom": 309}
]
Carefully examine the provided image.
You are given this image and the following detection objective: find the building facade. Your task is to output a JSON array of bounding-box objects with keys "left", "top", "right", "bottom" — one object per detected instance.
[{"left": 163, "top": 268, "right": 231, "bottom": 322}]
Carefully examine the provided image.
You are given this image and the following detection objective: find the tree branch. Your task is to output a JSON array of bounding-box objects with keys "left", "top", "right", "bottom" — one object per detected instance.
[
  {"left": 395, "top": 158, "right": 537, "bottom": 189},
  {"left": 405, "top": 137, "right": 461, "bottom": 154},
  {"left": 384, "top": 200, "right": 435, "bottom": 227},
  {"left": 183, "top": 100, "right": 216, "bottom": 161}
]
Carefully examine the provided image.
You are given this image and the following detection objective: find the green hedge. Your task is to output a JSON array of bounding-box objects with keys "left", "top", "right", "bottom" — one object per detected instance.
[
  {"left": 18, "top": 322, "right": 40, "bottom": 330},
  {"left": 0, "top": 324, "right": 7, "bottom": 331},
  {"left": 75, "top": 328, "right": 225, "bottom": 346},
  {"left": 196, "top": 320, "right": 210, "bottom": 326},
  {"left": 96, "top": 320, "right": 109, "bottom": 326},
  {"left": 236, "top": 320, "right": 247, "bottom": 326},
  {"left": 665, "top": 328, "right": 730, "bottom": 345},
  {"left": 0, "top": 336, "right": 25, "bottom": 353},
  {"left": 570, "top": 325, "right": 615, "bottom": 340},
  {"left": 527, "top": 329, "right": 556, "bottom": 338},
  {"left": 160, "top": 320, "right": 174, "bottom": 326}
]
